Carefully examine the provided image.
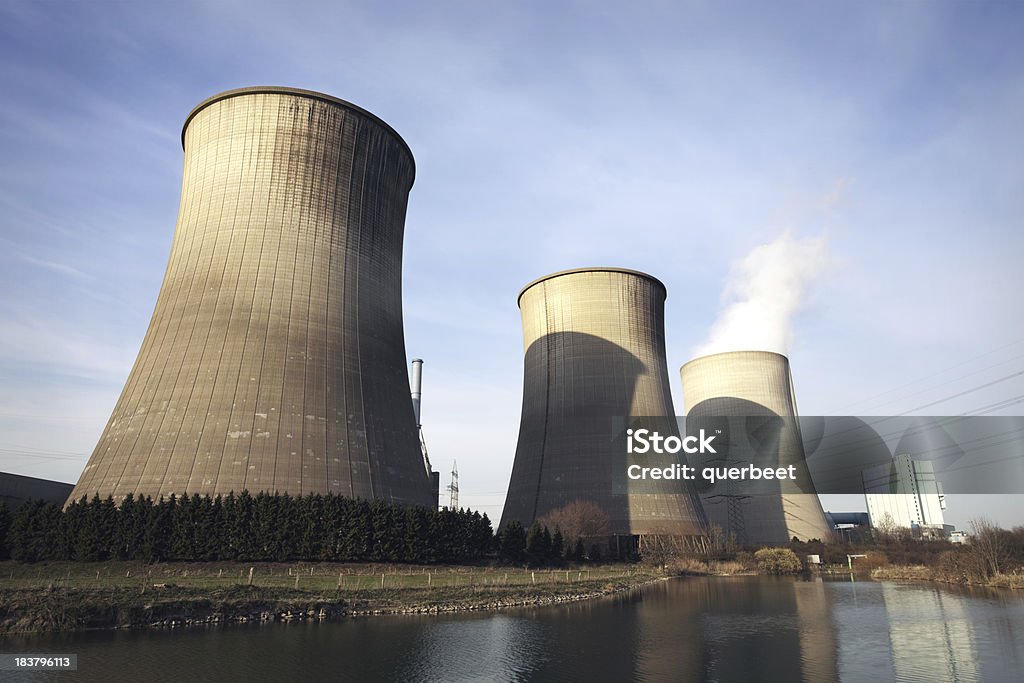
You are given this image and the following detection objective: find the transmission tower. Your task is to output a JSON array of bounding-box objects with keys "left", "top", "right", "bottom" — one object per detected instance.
[
  {"left": 705, "top": 494, "right": 750, "bottom": 546},
  {"left": 446, "top": 461, "right": 459, "bottom": 510}
]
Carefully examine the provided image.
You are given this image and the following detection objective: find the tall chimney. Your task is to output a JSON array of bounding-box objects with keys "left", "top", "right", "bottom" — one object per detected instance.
[{"left": 411, "top": 358, "right": 424, "bottom": 427}]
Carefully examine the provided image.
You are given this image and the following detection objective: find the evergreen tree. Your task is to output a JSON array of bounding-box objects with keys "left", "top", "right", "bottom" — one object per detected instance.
[
  {"left": 348, "top": 499, "right": 373, "bottom": 561},
  {"left": 526, "top": 521, "right": 548, "bottom": 564},
  {"left": 146, "top": 495, "right": 174, "bottom": 562},
  {"left": 4, "top": 490, "right": 503, "bottom": 566},
  {"left": 477, "top": 513, "right": 495, "bottom": 558},
  {"left": 133, "top": 496, "right": 155, "bottom": 561},
  {"left": 97, "top": 495, "right": 119, "bottom": 560},
  {"left": 221, "top": 492, "right": 238, "bottom": 560},
  {"left": 230, "top": 491, "right": 256, "bottom": 560},
  {"left": 404, "top": 505, "right": 431, "bottom": 563},
  {"left": 264, "top": 492, "right": 294, "bottom": 562},
  {"left": 170, "top": 493, "right": 195, "bottom": 560},
  {"left": 572, "top": 537, "right": 586, "bottom": 562},
  {"left": 320, "top": 493, "right": 342, "bottom": 561},
  {"left": 541, "top": 526, "right": 553, "bottom": 562},
  {"left": 9, "top": 500, "right": 44, "bottom": 562},
  {"left": 253, "top": 491, "right": 275, "bottom": 561},
  {"left": 501, "top": 520, "right": 527, "bottom": 562},
  {"left": 117, "top": 494, "right": 136, "bottom": 560},
  {"left": 551, "top": 526, "right": 564, "bottom": 562},
  {"left": 73, "top": 495, "right": 103, "bottom": 561},
  {"left": 57, "top": 497, "right": 85, "bottom": 560},
  {"left": 371, "top": 500, "right": 399, "bottom": 561},
  {"left": 201, "top": 497, "right": 222, "bottom": 561},
  {"left": 300, "top": 494, "right": 324, "bottom": 561},
  {"left": 195, "top": 495, "right": 219, "bottom": 561}
]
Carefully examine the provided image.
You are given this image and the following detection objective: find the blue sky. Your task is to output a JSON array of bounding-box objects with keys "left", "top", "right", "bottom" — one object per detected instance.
[{"left": 1, "top": 1, "right": 1022, "bottom": 527}]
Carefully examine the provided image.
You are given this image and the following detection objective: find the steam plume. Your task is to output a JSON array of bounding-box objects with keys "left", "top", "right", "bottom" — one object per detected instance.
[{"left": 694, "top": 230, "right": 828, "bottom": 357}]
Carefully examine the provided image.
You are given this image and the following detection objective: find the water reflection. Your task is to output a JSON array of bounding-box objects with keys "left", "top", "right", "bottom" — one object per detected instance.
[
  {"left": 380, "top": 577, "right": 839, "bottom": 682},
  {"left": 5, "top": 577, "right": 1024, "bottom": 682},
  {"left": 881, "top": 582, "right": 979, "bottom": 682}
]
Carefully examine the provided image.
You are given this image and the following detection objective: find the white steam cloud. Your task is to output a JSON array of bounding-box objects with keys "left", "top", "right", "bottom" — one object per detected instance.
[{"left": 694, "top": 230, "right": 829, "bottom": 357}]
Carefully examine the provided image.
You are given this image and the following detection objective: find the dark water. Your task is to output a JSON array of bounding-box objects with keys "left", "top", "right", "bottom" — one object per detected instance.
[{"left": 5, "top": 577, "right": 1024, "bottom": 682}]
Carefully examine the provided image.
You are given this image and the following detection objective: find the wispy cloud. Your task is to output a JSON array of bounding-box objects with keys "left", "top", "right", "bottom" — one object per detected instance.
[{"left": 17, "top": 253, "right": 91, "bottom": 280}]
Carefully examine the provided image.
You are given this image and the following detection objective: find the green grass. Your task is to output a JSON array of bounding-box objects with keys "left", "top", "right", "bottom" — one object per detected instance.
[
  {"left": 0, "top": 561, "right": 662, "bottom": 634},
  {"left": 0, "top": 560, "right": 640, "bottom": 591}
]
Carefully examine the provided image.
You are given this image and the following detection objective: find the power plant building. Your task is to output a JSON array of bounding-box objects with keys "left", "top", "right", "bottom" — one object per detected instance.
[
  {"left": 680, "top": 350, "right": 833, "bottom": 544},
  {"left": 500, "top": 268, "right": 708, "bottom": 550},
  {"left": 68, "top": 87, "right": 437, "bottom": 507},
  {"left": 863, "top": 453, "right": 948, "bottom": 536}
]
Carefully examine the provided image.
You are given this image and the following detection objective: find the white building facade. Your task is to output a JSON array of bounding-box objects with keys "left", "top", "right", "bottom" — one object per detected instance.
[{"left": 863, "top": 454, "right": 948, "bottom": 535}]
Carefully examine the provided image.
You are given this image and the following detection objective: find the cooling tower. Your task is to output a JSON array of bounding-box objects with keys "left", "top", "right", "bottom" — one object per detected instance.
[
  {"left": 68, "top": 87, "right": 436, "bottom": 507},
  {"left": 680, "top": 350, "right": 832, "bottom": 544},
  {"left": 501, "top": 268, "right": 707, "bottom": 549}
]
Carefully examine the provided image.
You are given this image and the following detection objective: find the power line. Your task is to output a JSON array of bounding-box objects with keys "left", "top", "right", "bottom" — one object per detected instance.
[
  {"left": 895, "top": 370, "right": 1024, "bottom": 416},
  {"left": 836, "top": 338, "right": 1024, "bottom": 412},
  {"left": 0, "top": 449, "right": 86, "bottom": 462},
  {"left": 0, "top": 443, "right": 89, "bottom": 456}
]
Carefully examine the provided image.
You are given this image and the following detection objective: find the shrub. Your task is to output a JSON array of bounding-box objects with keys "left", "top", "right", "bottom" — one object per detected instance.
[
  {"left": 735, "top": 551, "right": 756, "bottom": 570},
  {"left": 852, "top": 551, "right": 889, "bottom": 573},
  {"left": 934, "top": 549, "right": 987, "bottom": 584},
  {"left": 754, "top": 547, "right": 802, "bottom": 574}
]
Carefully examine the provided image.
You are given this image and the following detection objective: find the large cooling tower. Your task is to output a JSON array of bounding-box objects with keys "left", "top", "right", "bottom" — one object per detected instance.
[
  {"left": 501, "top": 268, "right": 707, "bottom": 547},
  {"left": 68, "top": 87, "right": 436, "bottom": 507},
  {"left": 680, "top": 351, "right": 832, "bottom": 544}
]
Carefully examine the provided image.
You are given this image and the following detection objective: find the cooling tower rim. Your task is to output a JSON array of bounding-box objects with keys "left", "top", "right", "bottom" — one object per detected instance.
[
  {"left": 181, "top": 86, "right": 416, "bottom": 183},
  {"left": 680, "top": 349, "right": 791, "bottom": 373},
  {"left": 517, "top": 267, "right": 666, "bottom": 307}
]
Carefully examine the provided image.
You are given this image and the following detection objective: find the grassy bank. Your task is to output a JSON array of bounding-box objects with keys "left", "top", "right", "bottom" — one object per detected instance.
[
  {"left": 871, "top": 564, "right": 1024, "bottom": 589},
  {"left": 0, "top": 561, "right": 662, "bottom": 634}
]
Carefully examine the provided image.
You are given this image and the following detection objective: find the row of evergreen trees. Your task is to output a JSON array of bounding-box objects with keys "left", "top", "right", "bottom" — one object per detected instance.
[
  {"left": 3, "top": 492, "right": 494, "bottom": 564},
  {"left": 497, "top": 520, "right": 601, "bottom": 563}
]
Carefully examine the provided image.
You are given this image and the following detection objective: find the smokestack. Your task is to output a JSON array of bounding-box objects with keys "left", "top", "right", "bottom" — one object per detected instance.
[
  {"left": 680, "top": 350, "right": 833, "bottom": 544},
  {"left": 411, "top": 358, "right": 423, "bottom": 428}
]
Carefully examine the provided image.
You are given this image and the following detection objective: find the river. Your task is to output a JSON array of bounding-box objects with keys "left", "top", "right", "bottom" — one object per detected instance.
[{"left": 4, "top": 576, "right": 1024, "bottom": 681}]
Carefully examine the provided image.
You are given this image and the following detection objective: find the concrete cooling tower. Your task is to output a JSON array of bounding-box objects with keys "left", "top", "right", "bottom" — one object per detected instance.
[
  {"left": 501, "top": 268, "right": 707, "bottom": 551},
  {"left": 68, "top": 87, "right": 436, "bottom": 507},
  {"left": 680, "top": 351, "right": 832, "bottom": 544}
]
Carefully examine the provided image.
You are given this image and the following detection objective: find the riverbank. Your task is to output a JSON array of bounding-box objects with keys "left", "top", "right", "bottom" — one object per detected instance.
[
  {"left": 0, "top": 561, "right": 663, "bottom": 634},
  {"left": 871, "top": 564, "right": 1024, "bottom": 589}
]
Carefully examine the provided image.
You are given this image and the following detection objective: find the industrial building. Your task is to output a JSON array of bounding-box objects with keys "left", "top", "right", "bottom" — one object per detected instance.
[
  {"left": 68, "top": 87, "right": 437, "bottom": 507},
  {"left": 680, "top": 350, "right": 833, "bottom": 544},
  {"left": 863, "top": 453, "right": 949, "bottom": 538},
  {"left": 500, "top": 267, "right": 708, "bottom": 553},
  {"left": 0, "top": 472, "right": 74, "bottom": 510},
  {"left": 824, "top": 511, "right": 871, "bottom": 542}
]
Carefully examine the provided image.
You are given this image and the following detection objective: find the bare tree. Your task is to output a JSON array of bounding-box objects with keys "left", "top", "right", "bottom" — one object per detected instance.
[
  {"left": 969, "top": 517, "right": 1009, "bottom": 578},
  {"left": 706, "top": 523, "right": 737, "bottom": 557},
  {"left": 874, "top": 512, "right": 899, "bottom": 543},
  {"left": 537, "top": 500, "right": 610, "bottom": 547}
]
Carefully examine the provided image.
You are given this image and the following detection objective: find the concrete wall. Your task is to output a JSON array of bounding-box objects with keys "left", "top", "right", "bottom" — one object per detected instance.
[{"left": 68, "top": 88, "right": 435, "bottom": 507}]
